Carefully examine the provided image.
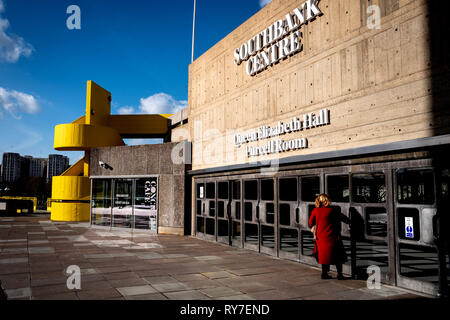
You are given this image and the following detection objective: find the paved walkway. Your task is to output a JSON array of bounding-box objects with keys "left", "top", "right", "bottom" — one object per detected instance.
[{"left": 0, "top": 215, "right": 425, "bottom": 300}]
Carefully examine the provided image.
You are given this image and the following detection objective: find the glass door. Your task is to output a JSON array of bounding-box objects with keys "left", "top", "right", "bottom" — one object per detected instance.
[
  {"left": 134, "top": 178, "right": 158, "bottom": 231},
  {"left": 243, "top": 179, "right": 259, "bottom": 252},
  {"left": 394, "top": 168, "right": 442, "bottom": 295},
  {"left": 260, "top": 179, "right": 277, "bottom": 256},
  {"left": 230, "top": 180, "right": 242, "bottom": 247},
  {"left": 91, "top": 179, "right": 112, "bottom": 226},
  {"left": 349, "top": 171, "right": 393, "bottom": 283},
  {"left": 278, "top": 177, "right": 299, "bottom": 261},
  {"left": 217, "top": 181, "right": 230, "bottom": 245},
  {"left": 112, "top": 179, "right": 133, "bottom": 228}
]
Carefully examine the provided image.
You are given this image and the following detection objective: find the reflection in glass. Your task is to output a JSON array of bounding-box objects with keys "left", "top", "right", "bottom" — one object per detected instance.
[
  {"left": 301, "top": 176, "right": 320, "bottom": 202},
  {"left": 280, "top": 228, "right": 298, "bottom": 253},
  {"left": 91, "top": 179, "right": 112, "bottom": 226},
  {"left": 261, "top": 225, "right": 275, "bottom": 248},
  {"left": 400, "top": 243, "right": 440, "bottom": 284},
  {"left": 354, "top": 239, "right": 389, "bottom": 276},
  {"left": 352, "top": 173, "right": 386, "bottom": 203},
  {"left": 301, "top": 230, "right": 314, "bottom": 256},
  {"left": 327, "top": 175, "right": 349, "bottom": 202},
  {"left": 397, "top": 169, "right": 434, "bottom": 205},
  {"left": 134, "top": 178, "right": 157, "bottom": 231},
  {"left": 365, "top": 207, "right": 387, "bottom": 237},
  {"left": 279, "top": 178, "right": 297, "bottom": 201},
  {"left": 113, "top": 179, "right": 133, "bottom": 228},
  {"left": 245, "top": 223, "right": 258, "bottom": 245}
]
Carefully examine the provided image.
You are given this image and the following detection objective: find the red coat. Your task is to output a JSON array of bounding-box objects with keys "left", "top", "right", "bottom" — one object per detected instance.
[{"left": 309, "top": 206, "right": 347, "bottom": 265}]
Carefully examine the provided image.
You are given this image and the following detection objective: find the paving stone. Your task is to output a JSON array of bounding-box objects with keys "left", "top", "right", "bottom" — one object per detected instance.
[
  {"left": 5, "top": 287, "right": 32, "bottom": 299},
  {"left": 28, "top": 247, "right": 55, "bottom": 254},
  {"left": 143, "top": 275, "right": 179, "bottom": 285},
  {"left": 124, "top": 293, "right": 168, "bottom": 300},
  {"left": 202, "top": 271, "right": 235, "bottom": 279},
  {"left": 33, "top": 292, "right": 79, "bottom": 300},
  {"left": 152, "top": 282, "right": 190, "bottom": 293},
  {"left": 0, "top": 257, "right": 28, "bottom": 264},
  {"left": 216, "top": 294, "right": 255, "bottom": 300},
  {"left": 116, "top": 285, "right": 157, "bottom": 296},
  {"left": 200, "top": 286, "right": 243, "bottom": 298},
  {"left": 194, "top": 256, "right": 222, "bottom": 261},
  {"left": 164, "top": 290, "right": 210, "bottom": 300},
  {"left": 135, "top": 252, "right": 164, "bottom": 259}
]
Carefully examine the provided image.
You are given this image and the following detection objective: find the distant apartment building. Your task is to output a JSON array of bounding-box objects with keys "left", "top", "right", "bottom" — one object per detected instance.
[
  {"left": 47, "top": 154, "right": 69, "bottom": 182},
  {"left": 1, "top": 153, "right": 22, "bottom": 183},
  {"left": 29, "top": 158, "right": 47, "bottom": 178}
]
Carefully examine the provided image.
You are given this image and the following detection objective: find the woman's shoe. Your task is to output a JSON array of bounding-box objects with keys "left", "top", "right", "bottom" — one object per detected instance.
[{"left": 321, "top": 273, "right": 332, "bottom": 279}]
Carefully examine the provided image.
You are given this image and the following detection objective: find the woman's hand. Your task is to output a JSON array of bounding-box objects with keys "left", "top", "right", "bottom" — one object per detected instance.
[{"left": 311, "top": 225, "right": 317, "bottom": 240}]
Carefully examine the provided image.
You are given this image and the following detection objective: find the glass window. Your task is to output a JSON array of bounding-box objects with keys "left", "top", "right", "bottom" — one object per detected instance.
[
  {"left": 352, "top": 173, "right": 386, "bottom": 203},
  {"left": 266, "top": 203, "right": 275, "bottom": 224},
  {"left": 399, "top": 243, "right": 439, "bottom": 284},
  {"left": 113, "top": 179, "right": 133, "bottom": 228},
  {"left": 441, "top": 169, "right": 449, "bottom": 201},
  {"left": 327, "top": 175, "right": 349, "bottom": 203},
  {"left": 232, "top": 181, "right": 241, "bottom": 200},
  {"left": 261, "top": 179, "right": 274, "bottom": 201},
  {"left": 197, "top": 183, "right": 205, "bottom": 199},
  {"left": 91, "top": 179, "right": 112, "bottom": 227},
  {"left": 245, "top": 202, "right": 253, "bottom": 221},
  {"left": 365, "top": 207, "right": 387, "bottom": 237},
  {"left": 209, "top": 201, "right": 215, "bottom": 217},
  {"left": 397, "top": 169, "right": 434, "bottom": 205},
  {"left": 279, "top": 203, "right": 291, "bottom": 226},
  {"left": 244, "top": 180, "right": 258, "bottom": 200},
  {"left": 134, "top": 178, "right": 157, "bottom": 231},
  {"left": 279, "top": 178, "right": 297, "bottom": 202},
  {"left": 301, "top": 176, "right": 320, "bottom": 202},
  {"left": 280, "top": 228, "right": 298, "bottom": 253},
  {"left": 218, "top": 182, "right": 228, "bottom": 200},
  {"left": 218, "top": 201, "right": 225, "bottom": 218},
  {"left": 206, "top": 182, "right": 215, "bottom": 199}
]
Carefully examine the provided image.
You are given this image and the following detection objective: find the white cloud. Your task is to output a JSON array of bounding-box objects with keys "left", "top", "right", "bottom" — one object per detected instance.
[
  {"left": 139, "top": 93, "right": 187, "bottom": 114},
  {"left": 0, "top": 86, "right": 40, "bottom": 119},
  {"left": 117, "top": 106, "right": 135, "bottom": 114},
  {"left": 259, "top": 0, "right": 272, "bottom": 8},
  {"left": 0, "top": 0, "right": 34, "bottom": 63}
]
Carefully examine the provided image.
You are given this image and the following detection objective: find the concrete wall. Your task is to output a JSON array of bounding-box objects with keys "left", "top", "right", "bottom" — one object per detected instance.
[
  {"left": 90, "top": 143, "right": 187, "bottom": 235},
  {"left": 188, "top": 0, "right": 450, "bottom": 170}
]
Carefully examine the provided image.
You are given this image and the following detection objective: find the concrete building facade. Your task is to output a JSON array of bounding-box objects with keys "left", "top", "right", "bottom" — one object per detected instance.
[{"left": 47, "top": 154, "right": 69, "bottom": 182}]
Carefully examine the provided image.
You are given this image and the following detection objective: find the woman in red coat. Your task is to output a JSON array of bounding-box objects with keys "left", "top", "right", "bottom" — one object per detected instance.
[{"left": 309, "top": 193, "right": 347, "bottom": 280}]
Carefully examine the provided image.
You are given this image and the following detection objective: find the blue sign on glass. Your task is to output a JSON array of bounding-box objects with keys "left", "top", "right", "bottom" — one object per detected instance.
[{"left": 405, "top": 217, "right": 414, "bottom": 239}]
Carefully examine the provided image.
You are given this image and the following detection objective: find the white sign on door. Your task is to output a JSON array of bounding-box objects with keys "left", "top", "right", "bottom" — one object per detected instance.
[{"left": 405, "top": 217, "right": 414, "bottom": 239}]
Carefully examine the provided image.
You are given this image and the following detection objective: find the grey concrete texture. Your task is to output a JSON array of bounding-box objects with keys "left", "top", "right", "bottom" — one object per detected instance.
[{"left": 0, "top": 215, "right": 428, "bottom": 301}]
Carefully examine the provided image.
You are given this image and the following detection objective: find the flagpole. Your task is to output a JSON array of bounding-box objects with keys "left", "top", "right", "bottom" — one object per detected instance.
[{"left": 191, "top": 0, "right": 197, "bottom": 63}]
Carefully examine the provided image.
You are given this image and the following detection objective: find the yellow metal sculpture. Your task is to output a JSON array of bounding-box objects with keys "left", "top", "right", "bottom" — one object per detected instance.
[{"left": 50, "top": 81, "right": 171, "bottom": 222}]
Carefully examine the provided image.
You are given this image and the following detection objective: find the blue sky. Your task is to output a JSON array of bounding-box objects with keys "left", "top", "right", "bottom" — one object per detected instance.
[{"left": 0, "top": 0, "right": 272, "bottom": 164}]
